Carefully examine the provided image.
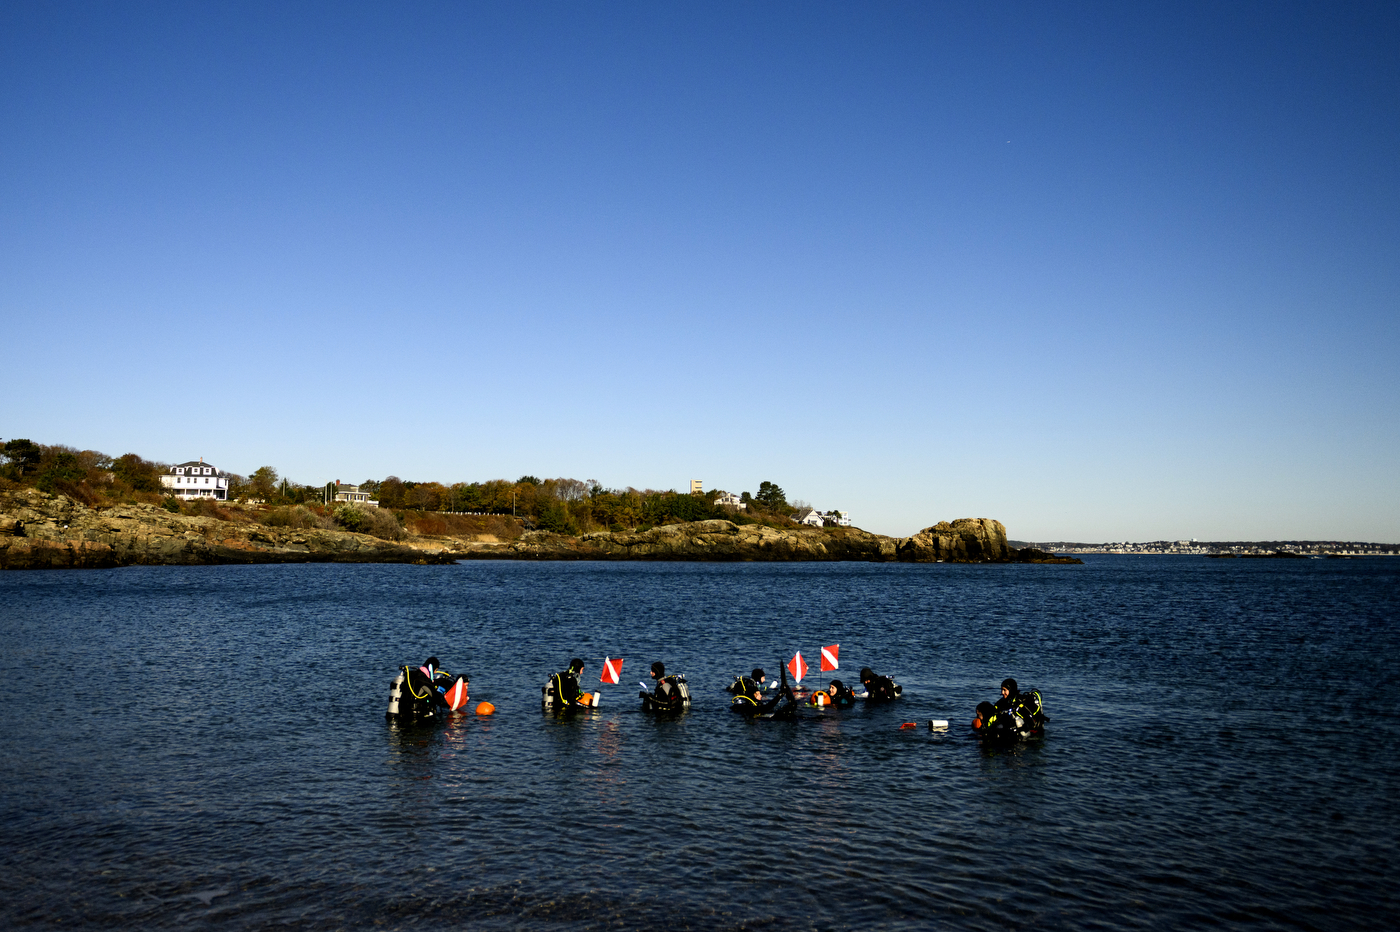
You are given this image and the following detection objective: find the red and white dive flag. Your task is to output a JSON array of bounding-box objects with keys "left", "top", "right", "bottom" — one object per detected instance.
[
  {"left": 788, "top": 651, "right": 808, "bottom": 684},
  {"left": 444, "top": 677, "right": 469, "bottom": 711},
  {"left": 820, "top": 644, "right": 839, "bottom": 672},
  {"left": 600, "top": 656, "right": 624, "bottom": 685}
]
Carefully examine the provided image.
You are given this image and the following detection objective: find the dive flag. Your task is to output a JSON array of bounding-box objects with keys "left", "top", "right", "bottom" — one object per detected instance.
[
  {"left": 444, "top": 677, "right": 469, "bottom": 711},
  {"left": 820, "top": 644, "right": 839, "bottom": 672},
  {"left": 600, "top": 656, "right": 624, "bottom": 685},
  {"left": 788, "top": 651, "right": 808, "bottom": 684}
]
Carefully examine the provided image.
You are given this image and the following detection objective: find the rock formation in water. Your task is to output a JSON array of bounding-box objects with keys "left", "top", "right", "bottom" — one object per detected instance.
[
  {"left": 895, "top": 518, "right": 1012, "bottom": 562},
  {"left": 0, "top": 489, "right": 456, "bottom": 570}
]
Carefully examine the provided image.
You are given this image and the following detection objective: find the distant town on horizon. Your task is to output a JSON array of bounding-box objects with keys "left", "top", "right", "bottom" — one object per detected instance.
[{"left": 1013, "top": 539, "right": 1399, "bottom": 556}]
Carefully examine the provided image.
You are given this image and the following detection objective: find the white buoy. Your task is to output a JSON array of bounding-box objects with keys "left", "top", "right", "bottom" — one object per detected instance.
[{"left": 928, "top": 719, "right": 949, "bottom": 730}]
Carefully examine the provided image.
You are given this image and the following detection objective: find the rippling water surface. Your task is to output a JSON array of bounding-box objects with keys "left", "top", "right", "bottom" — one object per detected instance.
[{"left": 2, "top": 557, "right": 1396, "bottom": 930}]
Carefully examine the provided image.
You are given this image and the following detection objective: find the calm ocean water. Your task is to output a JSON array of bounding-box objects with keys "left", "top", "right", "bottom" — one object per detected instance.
[{"left": 1, "top": 556, "right": 1396, "bottom": 931}]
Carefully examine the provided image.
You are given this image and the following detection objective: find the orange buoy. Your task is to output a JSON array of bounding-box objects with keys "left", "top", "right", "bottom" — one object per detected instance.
[
  {"left": 475, "top": 701, "right": 496, "bottom": 715},
  {"left": 899, "top": 722, "right": 917, "bottom": 729}
]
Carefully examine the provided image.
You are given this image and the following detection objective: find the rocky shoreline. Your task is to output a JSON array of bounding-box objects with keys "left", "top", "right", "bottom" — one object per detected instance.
[
  {"left": 476, "top": 516, "right": 1080, "bottom": 564},
  {"left": 0, "top": 489, "right": 457, "bottom": 570},
  {"left": 0, "top": 489, "right": 1080, "bottom": 570}
]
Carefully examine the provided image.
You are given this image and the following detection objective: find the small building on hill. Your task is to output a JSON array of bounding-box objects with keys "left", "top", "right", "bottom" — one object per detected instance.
[{"left": 161, "top": 459, "right": 229, "bottom": 501}]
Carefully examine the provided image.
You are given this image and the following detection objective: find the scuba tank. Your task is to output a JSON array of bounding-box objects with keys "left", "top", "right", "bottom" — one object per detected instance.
[
  {"left": 386, "top": 671, "right": 404, "bottom": 719},
  {"left": 642, "top": 674, "right": 691, "bottom": 711}
]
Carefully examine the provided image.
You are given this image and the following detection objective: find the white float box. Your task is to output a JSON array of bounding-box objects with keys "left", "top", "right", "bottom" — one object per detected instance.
[{"left": 928, "top": 719, "right": 949, "bottom": 730}]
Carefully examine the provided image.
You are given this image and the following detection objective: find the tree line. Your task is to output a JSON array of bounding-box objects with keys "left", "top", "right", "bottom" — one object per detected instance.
[
  {"left": 361, "top": 475, "right": 805, "bottom": 534},
  {"left": 1, "top": 437, "right": 816, "bottom": 535}
]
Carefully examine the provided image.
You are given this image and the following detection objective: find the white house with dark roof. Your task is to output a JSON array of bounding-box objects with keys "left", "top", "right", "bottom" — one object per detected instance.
[{"left": 161, "top": 459, "right": 229, "bottom": 500}]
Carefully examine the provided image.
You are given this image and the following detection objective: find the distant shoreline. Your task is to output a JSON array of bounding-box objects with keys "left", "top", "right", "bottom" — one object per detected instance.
[{"left": 1010, "top": 539, "right": 1396, "bottom": 557}]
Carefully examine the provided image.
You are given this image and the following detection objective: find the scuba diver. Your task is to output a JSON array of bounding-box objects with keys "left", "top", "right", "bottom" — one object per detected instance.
[
  {"left": 726, "top": 667, "right": 772, "bottom": 699},
  {"left": 812, "top": 678, "right": 856, "bottom": 709},
  {"left": 995, "top": 678, "right": 1020, "bottom": 714},
  {"left": 543, "top": 658, "right": 592, "bottom": 713},
  {"left": 971, "top": 701, "right": 1004, "bottom": 737},
  {"left": 995, "top": 678, "right": 1045, "bottom": 729},
  {"left": 973, "top": 679, "right": 1046, "bottom": 742},
  {"left": 730, "top": 661, "right": 800, "bottom": 720},
  {"left": 639, "top": 661, "right": 691, "bottom": 712},
  {"left": 387, "top": 656, "right": 465, "bottom": 723},
  {"left": 858, "top": 667, "right": 903, "bottom": 703}
]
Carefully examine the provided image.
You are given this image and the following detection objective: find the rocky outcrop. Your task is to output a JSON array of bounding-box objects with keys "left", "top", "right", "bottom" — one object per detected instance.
[
  {"left": 895, "top": 518, "right": 1012, "bottom": 563},
  {"left": 1, "top": 490, "right": 1081, "bottom": 569},
  {"left": 490, "top": 520, "right": 900, "bottom": 562},
  {"left": 0, "top": 489, "right": 456, "bottom": 570},
  {"left": 469, "top": 516, "right": 1080, "bottom": 564}
]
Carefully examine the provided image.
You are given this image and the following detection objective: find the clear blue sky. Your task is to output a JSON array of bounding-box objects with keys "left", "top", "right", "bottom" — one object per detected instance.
[{"left": 3, "top": 1, "right": 1397, "bottom": 541}]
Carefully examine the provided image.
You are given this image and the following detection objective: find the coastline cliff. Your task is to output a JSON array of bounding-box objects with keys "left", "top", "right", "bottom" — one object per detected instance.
[{"left": 0, "top": 489, "right": 1080, "bottom": 570}]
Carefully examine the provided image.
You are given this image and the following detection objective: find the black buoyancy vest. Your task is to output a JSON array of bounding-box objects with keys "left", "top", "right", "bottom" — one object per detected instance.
[
  {"left": 549, "top": 670, "right": 582, "bottom": 710},
  {"left": 865, "top": 675, "right": 900, "bottom": 701},
  {"left": 728, "top": 675, "right": 759, "bottom": 699},
  {"left": 1013, "top": 689, "right": 1044, "bottom": 727}
]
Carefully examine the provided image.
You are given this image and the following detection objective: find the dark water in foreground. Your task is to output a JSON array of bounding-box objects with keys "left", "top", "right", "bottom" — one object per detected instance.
[{"left": 1, "top": 557, "right": 1397, "bottom": 931}]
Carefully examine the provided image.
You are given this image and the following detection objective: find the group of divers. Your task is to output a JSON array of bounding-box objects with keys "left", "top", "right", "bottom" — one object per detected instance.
[{"left": 389, "top": 656, "right": 1047, "bottom": 745}]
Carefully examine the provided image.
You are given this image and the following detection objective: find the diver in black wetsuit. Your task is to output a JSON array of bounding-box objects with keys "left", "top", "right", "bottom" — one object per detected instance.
[
  {"left": 822, "top": 679, "right": 856, "bottom": 708},
  {"left": 995, "top": 678, "right": 1020, "bottom": 715},
  {"left": 640, "top": 661, "right": 686, "bottom": 712},
  {"left": 389, "top": 656, "right": 454, "bottom": 722},
  {"left": 972, "top": 701, "right": 1006, "bottom": 738},
  {"left": 859, "top": 667, "right": 902, "bottom": 702},
  {"left": 727, "top": 667, "right": 770, "bottom": 699},
  {"left": 730, "top": 662, "right": 799, "bottom": 719},
  {"left": 975, "top": 679, "right": 1046, "bottom": 741},
  {"left": 546, "top": 658, "right": 589, "bottom": 713}
]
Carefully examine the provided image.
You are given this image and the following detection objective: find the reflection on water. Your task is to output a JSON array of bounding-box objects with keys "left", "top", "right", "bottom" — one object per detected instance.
[{"left": 1, "top": 557, "right": 1397, "bottom": 930}]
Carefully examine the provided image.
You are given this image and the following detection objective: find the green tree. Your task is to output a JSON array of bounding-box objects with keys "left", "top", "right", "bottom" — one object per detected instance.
[
  {"left": 112, "top": 453, "right": 162, "bottom": 492},
  {"left": 35, "top": 450, "right": 85, "bottom": 493},
  {"left": 755, "top": 481, "right": 787, "bottom": 510},
  {"left": 537, "top": 499, "right": 577, "bottom": 534},
  {"left": 249, "top": 466, "right": 279, "bottom": 500},
  {"left": 2, "top": 439, "right": 41, "bottom": 476}
]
